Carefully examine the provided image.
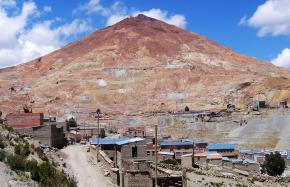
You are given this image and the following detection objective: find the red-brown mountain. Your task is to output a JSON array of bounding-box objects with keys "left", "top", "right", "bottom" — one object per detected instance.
[{"left": 0, "top": 14, "right": 289, "bottom": 118}]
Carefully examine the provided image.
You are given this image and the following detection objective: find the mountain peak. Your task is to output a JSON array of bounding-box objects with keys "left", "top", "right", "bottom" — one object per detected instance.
[{"left": 134, "top": 14, "right": 157, "bottom": 21}]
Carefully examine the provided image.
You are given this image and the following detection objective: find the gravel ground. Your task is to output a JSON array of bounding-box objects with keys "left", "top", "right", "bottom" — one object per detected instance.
[{"left": 61, "top": 144, "right": 116, "bottom": 187}]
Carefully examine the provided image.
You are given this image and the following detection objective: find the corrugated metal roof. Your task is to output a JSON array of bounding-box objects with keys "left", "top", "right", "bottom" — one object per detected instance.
[
  {"left": 287, "top": 152, "right": 290, "bottom": 160},
  {"left": 240, "top": 150, "right": 259, "bottom": 155},
  {"left": 160, "top": 141, "right": 193, "bottom": 146},
  {"left": 89, "top": 137, "right": 145, "bottom": 145},
  {"left": 116, "top": 137, "right": 145, "bottom": 145},
  {"left": 208, "top": 143, "right": 236, "bottom": 150},
  {"left": 90, "top": 138, "right": 128, "bottom": 145},
  {"left": 158, "top": 151, "right": 174, "bottom": 156}
]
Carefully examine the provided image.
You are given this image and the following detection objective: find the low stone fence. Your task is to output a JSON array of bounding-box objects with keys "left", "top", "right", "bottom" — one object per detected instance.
[{"left": 91, "top": 146, "right": 119, "bottom": 185}]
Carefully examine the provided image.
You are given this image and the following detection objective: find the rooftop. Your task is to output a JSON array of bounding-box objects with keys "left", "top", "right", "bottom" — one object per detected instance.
[
  {"left": 160, "top": 141, "right": 193, "bottom": 146},
  {"left": 89, "top": 137, "right": 144, "bottom": 145},
  {"left": 208, "top": 143, "right": 236, "bottom": 150}
]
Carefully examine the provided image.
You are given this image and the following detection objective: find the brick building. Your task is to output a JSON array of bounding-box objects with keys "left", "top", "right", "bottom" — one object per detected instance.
[
  {"left": 6, "top": 113, "right": 44, "bottom": 128},
  {"left": 208, "top": 143, "right": 238, "bottom": 158}
]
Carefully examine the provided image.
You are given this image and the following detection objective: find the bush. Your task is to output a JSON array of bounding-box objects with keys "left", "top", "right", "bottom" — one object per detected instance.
[
  {"left": 185, "top": 106, "right": 190, "bottom": 111},
  {"left": 160, "top": 159, "right": 179, "bottom": 165},
  {"left": 6, "top": 155, "right": 26, "bottom": 171},
  {"left": 35, "top": 147, "right": 48, "bottom": 161},
  {"left": 14, "top": 144, "right": 21, "bottom": 155},
  {"left": 25, "top": 160, "right": 40, "bottom": 181},
  {"left": 0, "top": 149, "right": 6, "bottom": 161},
  {"left": 261, "top": 152, "right": 285, "bottom": 176},
  {"left": 0, "top": 139, "right": 5, "bottom": 149},
  {"left": 14, "top": 143, "right": 30, "bottom": 157}
]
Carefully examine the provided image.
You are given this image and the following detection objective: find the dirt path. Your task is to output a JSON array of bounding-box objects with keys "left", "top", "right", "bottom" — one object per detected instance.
[{"left": 62, "top": 145, "right": 116, "bottom": 187}]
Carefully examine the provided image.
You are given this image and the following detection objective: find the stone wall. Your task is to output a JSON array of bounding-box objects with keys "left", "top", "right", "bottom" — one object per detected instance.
[
  {"left": 94, "top": 148, "right": 118, "bottom": 185},
  {"left": 124, "top": 171, "right": 151, "bottom": 187}
]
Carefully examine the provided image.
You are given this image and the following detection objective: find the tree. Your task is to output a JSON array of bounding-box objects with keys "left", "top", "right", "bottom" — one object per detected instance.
[
  {"left": 185, "top": 106, "right": 190, "bottom": 111},
  {"left": 261, "top": 152, "right": 285, "bottom": 176},
  {"left": 66, "top": 117, "right": 77, "bottom": 128}
]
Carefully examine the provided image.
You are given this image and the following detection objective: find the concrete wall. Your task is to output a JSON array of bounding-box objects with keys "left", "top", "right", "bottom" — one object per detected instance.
[
  {"left": 181, "top": 156, "right": 192, "bottom": 169},
  {"left": 117, "top": 141, "right": 147, "bottom": 169},
  {"left": 32, "top": 124, "right": 65, "bottom": 148}
]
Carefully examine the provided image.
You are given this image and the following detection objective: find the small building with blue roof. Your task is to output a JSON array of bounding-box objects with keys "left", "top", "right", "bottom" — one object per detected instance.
[
  {"left": 90, "top": 137, "right": 146, "bottom": 168},
  {"left": 208, "top": 143, "right": 238, "bottom": 158}
]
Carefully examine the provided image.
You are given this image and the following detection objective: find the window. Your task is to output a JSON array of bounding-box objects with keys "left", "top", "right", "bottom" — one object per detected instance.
[
  {"left": 147, "top": 151, "right": 150, "bottom": 156},
  {"left": 132, "top": 146, "right": 138, "bottom": 158}
]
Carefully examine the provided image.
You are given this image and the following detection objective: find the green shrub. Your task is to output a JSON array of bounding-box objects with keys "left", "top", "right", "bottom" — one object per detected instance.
[
  {"left": 160, "top": 159, "right": 179, "bottom": 165},
  {"left": 38, "top": 162, "right": 58, "bottom": 186},
  {"left": 35, "top": 147, "right": 48, "bottom": 161},
  {"left": 26, "top": 160, "right": 40, "bottom": 181},
  {"left": 0, "top": 139, "right": 5, "bottom": 149},
  {"left": 0, "top": 149, "right": 6, "bottom": 161},
  {"left": 6, "top": 155, "right": 26, "bottom": 171},
  {"left": 14, "top": 143, "right": 30, "bottom": 157}
]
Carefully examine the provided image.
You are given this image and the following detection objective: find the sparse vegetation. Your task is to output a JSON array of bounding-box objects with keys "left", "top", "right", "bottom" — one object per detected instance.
[
  {"left": 0, "top": 123, "right": 77, "bottom": 186},
  {"left": 6, "top": 154, "right": 77, "bottom": 187},
  {"left": 0, "top": 149, "right": 6, "bottom": 161},
  {"left": 14, "top": 142, "right": 30, "bottom": 157},
  {"left": 209, "top": 181, "right": 225, "bottom": 187},
  {"left": 160, "top": 159, "right": 179, "bottom": 165},
  {"left": 235, "top": 183, "right": 248, "bottom": 187},
  {"left": 185, "top": 106, "right": 190, "bottom": 111},
  {"left": 0, "top": 139, "right": 5, "bottom": 149},
  {"left": 261, "top": 152, "right": 285, "bottom": 176}
]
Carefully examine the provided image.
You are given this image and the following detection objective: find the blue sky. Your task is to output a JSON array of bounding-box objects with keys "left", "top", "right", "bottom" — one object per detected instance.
[{"left": 0, "top": 0, "right": 289, "bottom": 69}]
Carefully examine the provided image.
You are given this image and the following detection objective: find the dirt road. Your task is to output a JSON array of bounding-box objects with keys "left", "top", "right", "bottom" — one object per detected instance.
[{"left": 61, "top": 145, "right": 116, "bottom": 187}]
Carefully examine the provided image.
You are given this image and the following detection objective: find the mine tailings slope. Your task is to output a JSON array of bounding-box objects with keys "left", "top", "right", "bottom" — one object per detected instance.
[{"left": 0, "top": 14, "right": 289, "bottom": 118}]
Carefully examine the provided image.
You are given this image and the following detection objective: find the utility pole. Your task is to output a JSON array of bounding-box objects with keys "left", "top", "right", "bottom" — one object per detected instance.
[
  {"left": 155, "top": 124, "right": 158, "bottom": 187},
  {"left": 192, "top": 141, "right": 195, "bottom": 168},
  {"left": 96, "top": 108, "right": 101, "bottom": 162}
]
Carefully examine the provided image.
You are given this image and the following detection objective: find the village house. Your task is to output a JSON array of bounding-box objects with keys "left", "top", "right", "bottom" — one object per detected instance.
[
  {"left": 90, "top": 137, "right": 146, "bottom": 168},
  {"left": 121, "top": 126, "right": 146, "bottom": 138},
  {"left": 90, "top": 137, "right": 152, "bottom": 187},
  {"left": 208, "top": 143, "right": 238, "bottom": 158},
  {"left": 5, "top": 113, "right": 66, "bottom": 148},
  {"left": 160, "top": 141, "right": 193, "bottom": 161},
  {"left": 146, "top": 142, "right": 160, "bottom": 161}
]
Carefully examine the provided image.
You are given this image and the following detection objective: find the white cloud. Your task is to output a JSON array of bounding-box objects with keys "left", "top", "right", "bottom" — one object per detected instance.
[
  {"left": 241, "top": 0, "right": 290, "bottom": 37},
  {"left": 272, "top": 48, "right": 290, "bottom": 69},
  {"left": 0, "top": 1, "right": 91, "bottom": 68},
  {"left": 43, "top": 6, "right": 52, "bottom": 12},
  {"left": 0, "top": 0, "right": 16, "bottom": 7},
  {"left": 79, "top": 0, "right": 187, "bottom": 28},
  {"left": 77, "top": 0, "right": 109, "bottom": 16}
]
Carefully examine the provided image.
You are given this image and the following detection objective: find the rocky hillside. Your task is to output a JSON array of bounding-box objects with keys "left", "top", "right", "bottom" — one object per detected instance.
[{"left": 0, "top": 14, "right": 289, "bottom": 119}]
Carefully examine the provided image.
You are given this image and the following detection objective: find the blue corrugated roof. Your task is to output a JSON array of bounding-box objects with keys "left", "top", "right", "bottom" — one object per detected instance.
[
  {"left": 240, "top": 150, "right": 259, "bottom": 155},
  {"left": 208, "top": 143, "right": 236, "bottom": 150},
  {"left": 160, "top": 141, "right": 193, "bottom": 146},
  {"left": 287, "top": 152, "right": 290, "bottom": 160},
  {"left": 90, "top": 138, "right": 129, "bottom": 145},
  {"left": 89, "top": 137, "right": 144, "bottom": 145},
  {"left": 116, "top": 138, "right": 145, "bottom": 145}
]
